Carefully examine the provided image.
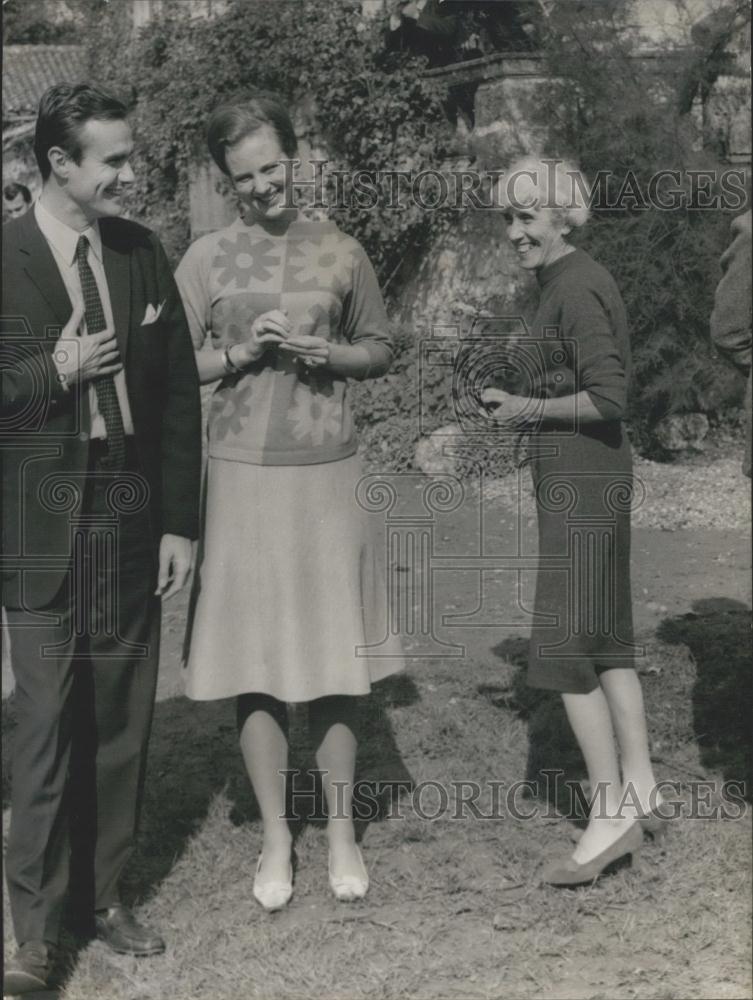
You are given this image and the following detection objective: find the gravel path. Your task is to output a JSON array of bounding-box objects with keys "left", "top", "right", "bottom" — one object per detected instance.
[{"left": 485, "top": 456, "right": 749, "bottom": 531}]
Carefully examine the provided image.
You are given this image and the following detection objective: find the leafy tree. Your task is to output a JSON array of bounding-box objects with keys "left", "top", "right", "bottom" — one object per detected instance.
[
  {"left": 85, "top": 0, "right": 451, "bottom": 272},
  {"left": 2, "top": 0, "right": 108, "bottom": 44}
]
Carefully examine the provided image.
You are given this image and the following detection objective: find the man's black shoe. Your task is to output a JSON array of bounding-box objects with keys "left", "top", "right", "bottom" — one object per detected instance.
[
  {"left": 3, "top": 940, "right": 53, "bottom": 995},
  {"left": 94, "top": 905, "right": 165, "bottom": 956}
]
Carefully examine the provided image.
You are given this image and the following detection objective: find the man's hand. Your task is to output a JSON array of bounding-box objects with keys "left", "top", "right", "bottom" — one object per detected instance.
[
  {"left": 54, "top": 296, "right": 122, "bottom": 388},
  {"left": 156, "top": 534, "right": 194, "bottom": 600}
]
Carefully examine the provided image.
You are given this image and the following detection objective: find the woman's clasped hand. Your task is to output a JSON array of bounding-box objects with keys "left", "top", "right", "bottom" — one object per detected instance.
[{"left": 478, "top": 386, "right": 541, "bottom": 427}]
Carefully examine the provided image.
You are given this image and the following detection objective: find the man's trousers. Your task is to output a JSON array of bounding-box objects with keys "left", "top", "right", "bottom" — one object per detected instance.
[{"left": 4, "top": 443, "right": 160, "bottom": 945}]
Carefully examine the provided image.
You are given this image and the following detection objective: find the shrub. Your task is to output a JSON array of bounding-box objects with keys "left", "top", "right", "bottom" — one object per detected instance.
[{"left": 86, "top": 0, "right": 451, "bottom": 273}]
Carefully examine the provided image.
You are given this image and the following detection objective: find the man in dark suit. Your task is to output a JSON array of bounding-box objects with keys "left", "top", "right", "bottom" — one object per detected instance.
[{"left": 1, "top": 83, "right": 201, "bottom": 994}]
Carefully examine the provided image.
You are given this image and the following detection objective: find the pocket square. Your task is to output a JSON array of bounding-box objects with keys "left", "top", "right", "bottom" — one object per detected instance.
[{"left": 141, "top": 301, "right": 165, "bottom": 326}]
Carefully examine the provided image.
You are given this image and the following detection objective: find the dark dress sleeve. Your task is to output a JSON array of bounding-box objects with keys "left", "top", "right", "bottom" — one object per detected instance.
[{"left": 558, "top": 277, "right": 628, "bottom": 422}]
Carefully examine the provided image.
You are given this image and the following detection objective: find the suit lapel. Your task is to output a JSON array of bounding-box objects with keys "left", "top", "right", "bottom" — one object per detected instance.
[
  {"left": 101, "top": 221, "right": 132, "bottom": 359},
  {"left": 17, "top": 212, "right": 73, "bottom": 327}
]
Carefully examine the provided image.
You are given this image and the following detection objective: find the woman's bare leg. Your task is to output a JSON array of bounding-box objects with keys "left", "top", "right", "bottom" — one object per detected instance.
[
  {"left": 237, "top": 694, "right": 292, "bottom": 882},
  {"left": 561, "top": 687, "right": 636, "bottom": 863},
  {"left": 309, "top": 695, "right": 363, "bottom": 880},
  {"left": 600, "top": 668, "right": 661, "bottom": 816}
]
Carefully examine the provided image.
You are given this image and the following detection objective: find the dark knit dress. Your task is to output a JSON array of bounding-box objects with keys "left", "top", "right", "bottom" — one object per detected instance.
[{"left": 526, "top": 248, "right": 636, "bottom": 694}]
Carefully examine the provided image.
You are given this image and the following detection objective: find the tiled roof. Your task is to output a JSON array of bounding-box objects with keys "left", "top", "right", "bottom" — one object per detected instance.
[{"left": 3, "top": 45, "right": 87, "bottom": 119}]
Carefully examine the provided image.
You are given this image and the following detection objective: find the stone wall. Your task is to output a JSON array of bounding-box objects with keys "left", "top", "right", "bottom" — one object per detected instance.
[
  {"left": 393, "top": 204, "right": 535, "bottom": 334},
  {"left": 398, "top": 34, "right": 750, "bottom": 335}
]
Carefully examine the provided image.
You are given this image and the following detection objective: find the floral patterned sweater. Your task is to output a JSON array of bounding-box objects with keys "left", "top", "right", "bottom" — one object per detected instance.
[{"left": 175, "top": 215, "right": 393, "bottom": 465}]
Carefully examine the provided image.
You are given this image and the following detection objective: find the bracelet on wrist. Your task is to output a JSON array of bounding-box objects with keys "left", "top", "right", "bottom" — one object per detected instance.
[{"left": 222, "top": 344, "right": 244, "bottom": 375}]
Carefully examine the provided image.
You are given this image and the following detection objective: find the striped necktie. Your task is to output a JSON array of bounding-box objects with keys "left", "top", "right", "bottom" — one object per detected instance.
[{"left": 75, "top": 235, "right": 126, "bottom": 469}]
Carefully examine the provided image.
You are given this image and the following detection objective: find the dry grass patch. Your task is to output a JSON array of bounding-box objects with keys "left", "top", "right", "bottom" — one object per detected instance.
[{"left": 3, "top": 580, "right": 750, "bottom": 1000}]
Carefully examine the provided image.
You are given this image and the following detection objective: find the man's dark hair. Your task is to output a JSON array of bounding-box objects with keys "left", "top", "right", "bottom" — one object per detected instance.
[
  {"left": 3, "top": 183, "right": 32, "bottom": 204},
  {"left": 33, "top": 82, "right": 129, "bottom": 180},
  {"left": 207, "top": 92, "right": 298, "bottom": 175}
]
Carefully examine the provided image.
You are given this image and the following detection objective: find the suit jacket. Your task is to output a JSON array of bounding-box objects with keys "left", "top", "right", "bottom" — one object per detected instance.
[
  {"left": 1, "top": 209, "right": 202, "bottom": 609},
  {"left": 710, "top": 210, "right": 752, "bottom": 477}
]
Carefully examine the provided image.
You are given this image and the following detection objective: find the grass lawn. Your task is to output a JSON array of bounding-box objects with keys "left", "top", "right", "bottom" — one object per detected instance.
[{"left": 2, "top": 497, "right": 751, "bottom": 999}]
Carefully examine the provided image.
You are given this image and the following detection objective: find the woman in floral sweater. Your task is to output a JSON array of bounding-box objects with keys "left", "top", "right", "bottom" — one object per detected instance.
[{"left": 176, "top": 94, "right": 402, "bottom": 911}]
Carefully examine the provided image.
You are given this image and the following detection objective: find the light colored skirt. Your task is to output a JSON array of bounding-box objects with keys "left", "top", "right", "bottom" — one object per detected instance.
[{"left": 183, "top": 454, "right": 403, "bottom": 702}]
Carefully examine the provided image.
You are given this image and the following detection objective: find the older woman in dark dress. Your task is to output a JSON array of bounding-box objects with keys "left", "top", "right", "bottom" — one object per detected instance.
[{"left": 482, "top": 157, "right": 665, "bottom": 885}]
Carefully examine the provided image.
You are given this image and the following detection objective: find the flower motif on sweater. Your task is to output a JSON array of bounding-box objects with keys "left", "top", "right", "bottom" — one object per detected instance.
[
  {"left": 211, "top": 381, "right": 255, "bottom": 440},
  {"left": 298, "top": 301, "right": 335, "bottom": 339},
  {"left": 214, "top": 233, "right": 280, "bottom": 289},
  {"left": 288, "top": 233, "right": 352, "bottom": 288},
  {"left": 287, "top": 382, "right": 341, "bottom": 446}
]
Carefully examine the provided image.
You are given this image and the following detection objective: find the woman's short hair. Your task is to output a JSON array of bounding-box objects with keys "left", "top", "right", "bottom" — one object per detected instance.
[
  {"left": 207, "top": 93, "right": 298, "bottom": 175},
  {"left": 34, "top": 83, "right": 128, "bottom": 181},
  {"left": 496, "top": 156, "right": 591, "bottom": 228}
]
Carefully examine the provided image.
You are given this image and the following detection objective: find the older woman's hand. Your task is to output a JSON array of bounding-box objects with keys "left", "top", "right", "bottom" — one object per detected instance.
[{"left": 479, "top": 387, "right": 535, "bottom": 426}]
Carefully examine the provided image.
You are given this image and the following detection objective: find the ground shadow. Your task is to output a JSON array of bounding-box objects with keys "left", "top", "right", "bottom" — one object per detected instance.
[
  {"left": 487, "top": 637, "right": 587, "bottom": 821},
  {"left": 4, "top": 674, "right": 417, "bottom": 993},
  {"left": 3, "top": 690, "right": 240, "bottom": 994},
  {"left": 3, "top": 692, "right": 241, "bottom": 897},
  {"left": 225, "top": 673, "right": 420, "bottom": 843},
  {"left": 657, "top": 597, "right": 752, "bottom": 797},
  {"left": 4, "top": 671, "right": 419, "bottom": 896}
]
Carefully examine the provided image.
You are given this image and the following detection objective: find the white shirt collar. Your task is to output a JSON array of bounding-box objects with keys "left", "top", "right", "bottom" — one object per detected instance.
[{"left": 34, "top": 198, "right": 103, "bottom": 267}]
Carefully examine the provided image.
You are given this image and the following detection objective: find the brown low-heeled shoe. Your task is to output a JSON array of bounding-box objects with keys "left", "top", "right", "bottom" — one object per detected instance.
[{"left": 541, "top": 822, "right": 644, "bottom": 887}]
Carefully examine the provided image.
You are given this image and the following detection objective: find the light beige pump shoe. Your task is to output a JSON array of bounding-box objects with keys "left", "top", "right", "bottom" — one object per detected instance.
[
  {"left": 328, "top": 846, "right": 369, "bottom": 901},
  {"left": 253, "top": 854, "right": 294, "bottom": 912}
]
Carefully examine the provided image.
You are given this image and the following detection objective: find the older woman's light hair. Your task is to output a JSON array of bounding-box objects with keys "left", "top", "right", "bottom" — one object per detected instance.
[{"left": 496, "top": 156, "right": 591, "bottom": 228}]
